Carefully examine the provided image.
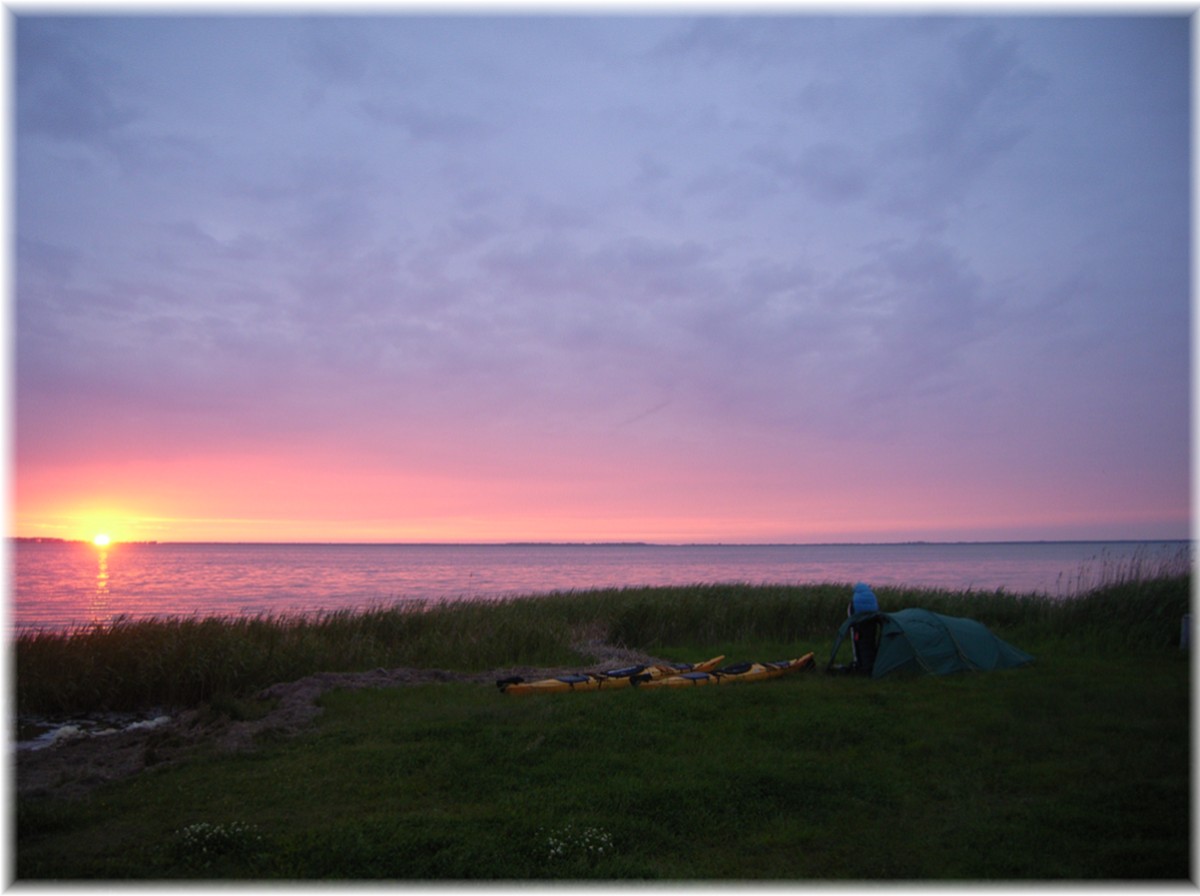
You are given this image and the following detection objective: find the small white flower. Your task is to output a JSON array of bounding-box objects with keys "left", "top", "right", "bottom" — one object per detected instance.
[{"left": 541, "top": 823, "right": 615, "bottom": 864}]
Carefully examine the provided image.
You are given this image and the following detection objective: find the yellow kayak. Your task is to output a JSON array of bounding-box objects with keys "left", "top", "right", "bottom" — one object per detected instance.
[
  {"left": 497, "top": 656, "right": 725, "bottom": 695},
  {"left": 632, "top": 654, "right": 816, "bottom": 688}
]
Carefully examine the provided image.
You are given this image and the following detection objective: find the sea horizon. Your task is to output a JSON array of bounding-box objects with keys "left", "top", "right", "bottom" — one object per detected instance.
[
  {"left": 12, "top": 536, "right": 1191, "bottom": 547},
  {"left": 14, "top": 539, "right": 1192, "bottom": 633}
]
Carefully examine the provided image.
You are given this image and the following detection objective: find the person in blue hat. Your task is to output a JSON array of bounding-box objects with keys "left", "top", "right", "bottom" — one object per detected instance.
[{"left": 847, "top": 582, "right": 881, "bottom": 674}]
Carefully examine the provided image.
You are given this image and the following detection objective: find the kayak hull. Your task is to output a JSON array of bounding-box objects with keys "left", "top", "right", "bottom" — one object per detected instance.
[
  {"left": 634, "top": 654, "right": 816, "bottom": 688},
  {"left": 498, "top": 656, "right": 725, "bottom": 695}
]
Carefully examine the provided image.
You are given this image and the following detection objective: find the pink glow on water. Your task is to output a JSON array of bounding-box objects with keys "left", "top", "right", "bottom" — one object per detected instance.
[{"left": 12, "top": 540, "right": 1190, "bottom": 633}]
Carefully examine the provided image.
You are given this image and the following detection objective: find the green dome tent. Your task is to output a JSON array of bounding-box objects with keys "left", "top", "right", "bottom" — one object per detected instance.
[{"left": 828, "top": 608, "right": 1034, "bottom": 677}]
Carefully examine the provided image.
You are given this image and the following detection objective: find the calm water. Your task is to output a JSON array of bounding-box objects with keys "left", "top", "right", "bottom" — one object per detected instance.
[{"left": 11, "top": 540, "right": 1191, "bottom": 632}]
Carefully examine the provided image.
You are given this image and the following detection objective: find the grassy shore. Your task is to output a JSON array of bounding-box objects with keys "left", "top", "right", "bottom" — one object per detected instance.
[
  {"left": 15, "top": 554, "right": 1191, "bottom": 715},
  {"left": 14, "top": 568, "right": 1194, "bottom": 880}
]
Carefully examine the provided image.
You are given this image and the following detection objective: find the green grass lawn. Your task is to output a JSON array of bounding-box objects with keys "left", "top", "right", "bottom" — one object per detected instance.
[{"left": 16, "top": 638, "right": 1190, "bottom": 880}]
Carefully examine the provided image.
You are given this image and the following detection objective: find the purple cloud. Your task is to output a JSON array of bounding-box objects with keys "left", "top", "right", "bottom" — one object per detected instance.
[{"left": 15, "top": 14, "right": 1191, "bottom": 541}]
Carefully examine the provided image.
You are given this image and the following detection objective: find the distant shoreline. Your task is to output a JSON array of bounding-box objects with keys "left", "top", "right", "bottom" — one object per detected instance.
[
  {"left": 12, "top": 537, "right": 160, "bottom": 545},
  {"left": 10, "top": 537, "right": 1190, "bottom": 548}
]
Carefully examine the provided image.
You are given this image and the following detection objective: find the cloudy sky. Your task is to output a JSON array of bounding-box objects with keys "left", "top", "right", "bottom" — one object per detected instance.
[{"left": 13, "top": 12, "right": 1192, "bottom": 543}]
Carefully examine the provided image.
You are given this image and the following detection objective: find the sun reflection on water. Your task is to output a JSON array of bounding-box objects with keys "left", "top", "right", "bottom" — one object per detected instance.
[{"left": 90, "top": 544, "right": 110, "bottom": 624}]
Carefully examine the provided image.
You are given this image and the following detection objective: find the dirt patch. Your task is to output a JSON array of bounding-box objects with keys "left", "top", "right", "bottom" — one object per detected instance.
[{"left": 16, "top": 641, "right": 665, "bottom": 802}]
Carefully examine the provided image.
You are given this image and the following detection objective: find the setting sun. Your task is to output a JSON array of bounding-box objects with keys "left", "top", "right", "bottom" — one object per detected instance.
[{"left": 92, "top": 533, "right": 111, "bottom": 548}]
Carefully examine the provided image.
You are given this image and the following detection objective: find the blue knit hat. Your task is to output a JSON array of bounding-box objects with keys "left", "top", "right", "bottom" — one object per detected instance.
[{"left": 849, "top": 582, "right": 879, "bottom": 615}]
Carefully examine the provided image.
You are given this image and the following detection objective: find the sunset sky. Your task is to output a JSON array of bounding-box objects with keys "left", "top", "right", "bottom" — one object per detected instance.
[{"left": 13, "top": 11, "right": 1192, "bottom": 544}]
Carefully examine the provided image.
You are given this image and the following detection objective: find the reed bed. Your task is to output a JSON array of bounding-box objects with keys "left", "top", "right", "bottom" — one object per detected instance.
[
  {"left": 15, "top": 560, "right": 1191, "bottom": 716},
  {"left": 1055, "top": 541, "right": 1193, "bottom": 595},
  {"left": 15, "top": 599, "right": 579, "bottom": 715}
]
